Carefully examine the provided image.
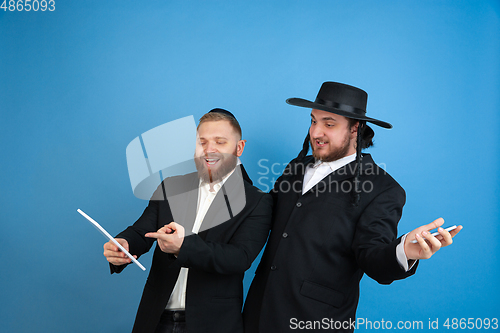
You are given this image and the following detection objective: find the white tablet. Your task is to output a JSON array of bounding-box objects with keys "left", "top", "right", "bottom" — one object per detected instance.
[{"left": 77, "top": 209, "right": 146, "bottom": 271}]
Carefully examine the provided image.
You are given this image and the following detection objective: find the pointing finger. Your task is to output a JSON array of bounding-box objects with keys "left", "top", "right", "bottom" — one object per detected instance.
[
  {"left": 145, "top": 232, "right": 173, "bottom": 241},
  {"left": 145, "top": 232, "right": 160, "bottom": 239}
]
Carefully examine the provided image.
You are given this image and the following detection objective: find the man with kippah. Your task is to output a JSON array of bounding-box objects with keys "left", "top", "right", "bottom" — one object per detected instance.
[
  {"left": 103, "top": 109, "right": 272, "bottom": 333},
  {"left": 243, "top": 82, "right": 462, "bottom": 332}
]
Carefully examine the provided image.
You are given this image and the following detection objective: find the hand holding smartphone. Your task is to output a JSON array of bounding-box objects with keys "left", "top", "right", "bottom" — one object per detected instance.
[{"left": 410, "top": 225, "right": 457, "bottom": 244}]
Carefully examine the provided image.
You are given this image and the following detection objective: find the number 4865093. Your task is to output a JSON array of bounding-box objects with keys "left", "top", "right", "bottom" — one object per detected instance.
[{"left": 1, "top": 0, "right": 55, "bottom": 11}]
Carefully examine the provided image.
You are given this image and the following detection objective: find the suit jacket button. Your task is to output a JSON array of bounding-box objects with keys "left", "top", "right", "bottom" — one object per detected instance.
[
  {"left": 282, "top": 232, "right": 288, "bottom": 238},
  {"left": 270, "top": 265, "right": 277, "bottom": 271},
  {"left": 296, "top": 202, "right": 302, "bottom": 207}
]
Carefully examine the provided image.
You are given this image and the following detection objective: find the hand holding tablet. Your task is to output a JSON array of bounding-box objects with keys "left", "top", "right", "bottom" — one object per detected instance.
[{"left": 77, "top": 209, "right": 146, "bottom": 271}]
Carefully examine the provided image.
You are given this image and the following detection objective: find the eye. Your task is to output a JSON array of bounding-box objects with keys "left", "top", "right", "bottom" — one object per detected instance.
[
  {"left": 216, "top": 141, "right": 227, "bottom": 145},
  {"left": 326, "top": 123, "right": 334, "bottom": 127},
  {"left": 311, "top": 119, "right": 316, "bottom": 124}
]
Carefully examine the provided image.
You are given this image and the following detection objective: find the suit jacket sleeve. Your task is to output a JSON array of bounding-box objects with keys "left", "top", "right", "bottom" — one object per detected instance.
[
  {"left": 109, "top": 197, "right": 162, "bottom": 274},
  {"left": 352, "top": 184, "right": 418, "bottom": 284},
  {"left": 175, "top": 193, "right": 272, "bottom": 275}
]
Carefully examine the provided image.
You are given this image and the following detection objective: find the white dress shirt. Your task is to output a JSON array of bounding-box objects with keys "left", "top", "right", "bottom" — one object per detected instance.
[
  {"left": 302, "top": 154, "right": 356, "bottom": 195},
  {"left": 301, "top": 153, "right": 415, "bottom": 272},
  {"left": 165, "top": 161, "right": 239, "bottom": 310}
]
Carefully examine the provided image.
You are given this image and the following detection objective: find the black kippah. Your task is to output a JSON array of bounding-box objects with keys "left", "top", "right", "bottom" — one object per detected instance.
[{"left": 208, "top": 108, "right": 237, "bottom": 121}]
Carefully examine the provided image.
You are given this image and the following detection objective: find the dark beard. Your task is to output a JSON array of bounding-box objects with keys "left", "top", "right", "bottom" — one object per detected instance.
[
  {"left": 195, "top": 150, "right": 238, "bottom": 183},
  {"left": 311, "top": 134, "right": 351, "bottom": 162}
]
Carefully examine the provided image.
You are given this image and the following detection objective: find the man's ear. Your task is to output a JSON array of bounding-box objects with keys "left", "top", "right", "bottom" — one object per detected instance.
[
  {"left": 236, "top": 139, "right": 246, "bottom": 157},
  {"left": 350, "top": 121, "right": 359, "bottom": 139}
]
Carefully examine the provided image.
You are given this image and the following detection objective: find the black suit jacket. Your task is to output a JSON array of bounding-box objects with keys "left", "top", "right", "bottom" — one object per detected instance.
[
  {"left": 243, "top": 154, "right": 417, "bottom": 332},
  {"left": 111, "top": 166, "right": 272, "bottom": 333}
]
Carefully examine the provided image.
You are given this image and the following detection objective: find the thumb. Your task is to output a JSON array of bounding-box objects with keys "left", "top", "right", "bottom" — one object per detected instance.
[
  {"left": 157, "top": 225, "right": 173, "bottom": 234},
  {"left": 115, "top": 238, "right": 129, "bottom": 251},
  {"left": 166, "top": 221, "right": 179, "bottom": 229}
]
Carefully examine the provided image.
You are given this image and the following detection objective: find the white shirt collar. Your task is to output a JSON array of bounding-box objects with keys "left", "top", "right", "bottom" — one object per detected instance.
[
  {"left": 302, "top": 153, "right": 357, "bottom": 194},
  {"left": 318, "top": 153, "right": 357, "bottom": 173}
]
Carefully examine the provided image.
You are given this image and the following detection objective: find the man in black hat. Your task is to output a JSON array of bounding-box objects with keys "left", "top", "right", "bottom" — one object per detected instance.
[
  {"left": 103, "top": 109, "right": 272, "bottom": 333},
  {"left": 243, "top": 82, "right": 462, "bottom": 332}
]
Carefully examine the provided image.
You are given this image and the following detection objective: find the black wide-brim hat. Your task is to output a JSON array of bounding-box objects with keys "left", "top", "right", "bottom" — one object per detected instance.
[{"left": 286, "top": 82, "right": 392, "bottom": 129}]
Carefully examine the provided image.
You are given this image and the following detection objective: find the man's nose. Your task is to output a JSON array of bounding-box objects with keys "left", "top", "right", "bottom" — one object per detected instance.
[
  {"left": 204, "top": 142, "right": 218, "bottom": 153},
  {"left": 310, "top": 125, "right": 323, "bottom": 139}
]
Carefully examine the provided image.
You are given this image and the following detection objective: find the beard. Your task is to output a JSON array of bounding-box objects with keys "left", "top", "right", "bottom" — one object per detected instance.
[
  {"left": 311, "top": 132, "right": 352, "bottom": 162},
  {"left": 194, "top": 148, "right": 238, "bottom": 184}
]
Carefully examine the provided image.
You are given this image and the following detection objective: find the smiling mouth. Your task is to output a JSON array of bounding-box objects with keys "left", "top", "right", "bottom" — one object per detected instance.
[
  {"left": 205, "top": 157, "right": 220, "bottom": 166},
  {"left": 315, "top": 140, "right": 328, "bottom": 147}
]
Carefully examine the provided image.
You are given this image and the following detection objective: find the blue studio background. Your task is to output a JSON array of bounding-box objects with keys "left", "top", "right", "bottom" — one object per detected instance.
[{"left": 1, "top": 1, "right": 499, "bottom": 332}]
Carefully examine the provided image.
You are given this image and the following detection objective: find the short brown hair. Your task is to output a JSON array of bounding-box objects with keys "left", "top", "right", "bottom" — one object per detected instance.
[{"left": 198, "top": 112, "right": 242, "bottom": 139}]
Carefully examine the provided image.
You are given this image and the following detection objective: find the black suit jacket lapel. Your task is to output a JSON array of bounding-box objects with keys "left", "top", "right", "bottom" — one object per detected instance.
[
  {"left": 309, "top": 153, "right": 378, "bottom": 195},
  {"left": 163, "top": 174, "right": 199, "bottom": 237},
  {"left": 198, "top": 165, "right": 247, "bottom": 241},
  {"left": 312, "top": 161, "right": 356, "bottom": 194}
]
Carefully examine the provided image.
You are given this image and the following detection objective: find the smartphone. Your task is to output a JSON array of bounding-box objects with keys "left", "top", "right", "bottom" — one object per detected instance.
[{"left": 410, "top": 225, "right": 457, "bottom": 244}]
